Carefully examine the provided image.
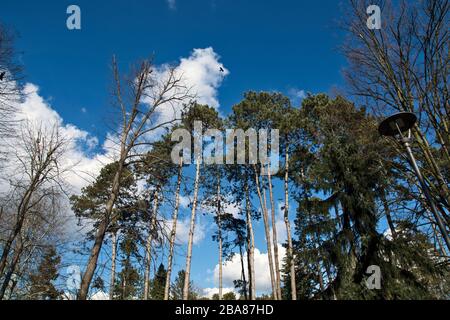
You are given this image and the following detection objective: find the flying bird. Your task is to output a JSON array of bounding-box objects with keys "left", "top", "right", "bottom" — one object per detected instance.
[
  {"left": 0, "top": 72, "right": 5, "bottom": 81},
  {"left": 219, "top": 67, "right": 224, "bottom": 73}
]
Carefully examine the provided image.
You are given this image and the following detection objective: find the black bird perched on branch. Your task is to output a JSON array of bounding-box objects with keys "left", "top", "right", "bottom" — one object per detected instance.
[{"left": 0, "top": 72, "right": 5, "bottom": 81}]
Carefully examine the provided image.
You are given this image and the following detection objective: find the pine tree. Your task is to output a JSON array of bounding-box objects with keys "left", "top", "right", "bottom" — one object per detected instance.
[
  {"left": 28, "top": 246, "right": 61, "bottom": 300},
  {"left": 150, "top": 264, "right": 167, "bottom": 300},
  {"left": 113, "top": 231, "right": 141, "bottom": 300},
  {"left": 229, "top": 92, "right": 283, "bottom": 299},
  {"left": 287, "top": 94, "right": 449, "bottom": 299},
  {"left": 137, "top": 133, "right": 177, "bottom": 300},
  {"left": 222, "top": 148, "right": 256, "bottom": 299},
  {"left": 171, "top": 270, "right": 198, "bottom": 300},
  {"left": 71, "top": 162, "right": 139, "bottom": 300},
  {"left": 219, "top": 214, "right": 248, "bottom": 299},
  {"left": 164, "top": 126, "right": 186, "bottom": 300},
  {"left": 181, "top": 103, "right": 223, "bottom": 300}
]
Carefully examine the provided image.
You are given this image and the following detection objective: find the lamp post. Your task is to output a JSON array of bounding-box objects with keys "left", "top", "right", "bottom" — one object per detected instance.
[{"left": 378, "top": 112, "right": 450, "bottom": 252}]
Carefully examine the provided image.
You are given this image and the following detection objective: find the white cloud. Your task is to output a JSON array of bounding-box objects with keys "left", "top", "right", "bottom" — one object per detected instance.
[
  {"left": 1, "top": 46, "right": 228, "bottom": 238},
  {"left": 223, "top": 196, "right": 242, "bottom": 219},
  {"left": 212, "top": 245, "right": 286, "bottom": 294},
  {"left": 177, "top": 47, "right": 229, "bottom": 109},
  {"left": 0, "top": 83, "right": 118, "bottom": 238},
  {"left": 140, "top": 47, "right": 229, "bottom": 143},
  {"left": 9, "top": 47, "right": 228, "bottom": 192},
  {"left": 11, "top": 84, "right": 115, "bottom": 193}
]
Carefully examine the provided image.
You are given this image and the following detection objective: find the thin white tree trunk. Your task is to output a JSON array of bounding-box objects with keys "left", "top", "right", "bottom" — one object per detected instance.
[
  {"left": 164, "top": 156, "right": 183, "bottom": 300},
  {"left": 217, "top": 177, "right": 223, "bottom": 300},
  {"left": 267, "top": 162, "right": 282, "bottom": 300},
  {"left": 245, "top": 182, "right": 256, "bottom": 300},
  {"left": 144, "top": 189, "right": 160, "bottom": 300},
  {"left": 183, "top": 157, "right": 201, "bottom": 300},
  {"left": 109, "top": 231, "right": 118, "bottom": 300},
  {"left": 283, "top": 150, "right": 297, "bottom": 300},
  {"left": 253, "top": 165, "right": 277, "bottom": 299}
]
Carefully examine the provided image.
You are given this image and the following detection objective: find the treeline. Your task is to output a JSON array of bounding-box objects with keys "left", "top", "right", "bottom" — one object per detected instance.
[{"left": 0, "top": 0, "right": 449, "bottom": 300}]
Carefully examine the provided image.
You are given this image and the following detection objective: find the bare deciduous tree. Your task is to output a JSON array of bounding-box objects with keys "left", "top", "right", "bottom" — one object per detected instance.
[
  {"left": 77, "top": 57, "right": 191, "bottom": 300},
  {"left": 0, "top": 123, "right": 68, "bottom": 281},
  {"left": 0, "top": 189, "right": 66, "bottom": 299},
  {"left": 0, "top": 121, "right": 71, "bottom": 301},
  {"left": 0, "top": 23, "right": 23, "bottom": 166}
]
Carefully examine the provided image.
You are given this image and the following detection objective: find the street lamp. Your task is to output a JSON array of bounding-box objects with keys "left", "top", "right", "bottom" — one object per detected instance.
[{"left": 378, "top": 112, "right": 450, "bottom": 252}]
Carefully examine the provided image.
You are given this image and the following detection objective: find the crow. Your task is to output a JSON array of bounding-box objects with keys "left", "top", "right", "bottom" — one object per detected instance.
[{"left": 0, "top": 72, "right": 5, "bottom": 81}]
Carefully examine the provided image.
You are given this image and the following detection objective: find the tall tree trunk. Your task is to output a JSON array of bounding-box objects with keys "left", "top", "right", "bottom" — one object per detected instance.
[
  {"left": 144, "top": 189, "right": 160, "bottom": 300},
  {"left": 283, "top": 150, "right": 297, "bottom": 300},
  {"left": 217, "top": 177, "right": 223, "bottom": 300},
  {"left": 245, "top": 181, "right": 256, "bottom": 300},
  {"left": 109, "top": 231, "right": 118, "bottom": 300},
  {"left": 253, "top": 165, "right": 277, "bottom": 299},
  {"left": 218, "top": 225, "right": 223, "bottom": 300},
  {"left": 0, "top": 239, "right": 23, "bottom": 300},
  {"left": 238, "top": 243, "right": 248, "bottom": 300},
  {"left": 78, "top": 160, "right": 124, "bottom": 300},
  {"left": 267, "top": 162, "right": 282, "bottom": 300},
  {"left": 164, "top": 156, "right": 183, "bottom": 301},
  {"left": 0, "top": 224, "right": 21, "bottom": 279},
  {"left": 183, "top": 157, "right": 201, "bottom": 300},
  {"left": 0, "top": 187, "right": 34, "bottom": 278}
]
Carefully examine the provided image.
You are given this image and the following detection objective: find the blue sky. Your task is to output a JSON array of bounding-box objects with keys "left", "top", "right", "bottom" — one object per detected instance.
[{"left": 1, "top": 0, "right": 350, "bottom": 297}]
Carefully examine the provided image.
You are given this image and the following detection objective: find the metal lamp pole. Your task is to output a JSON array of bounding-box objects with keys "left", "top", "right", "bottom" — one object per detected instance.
[{"left": 379, "top": 112, "right": 450, "bottom": 253}]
